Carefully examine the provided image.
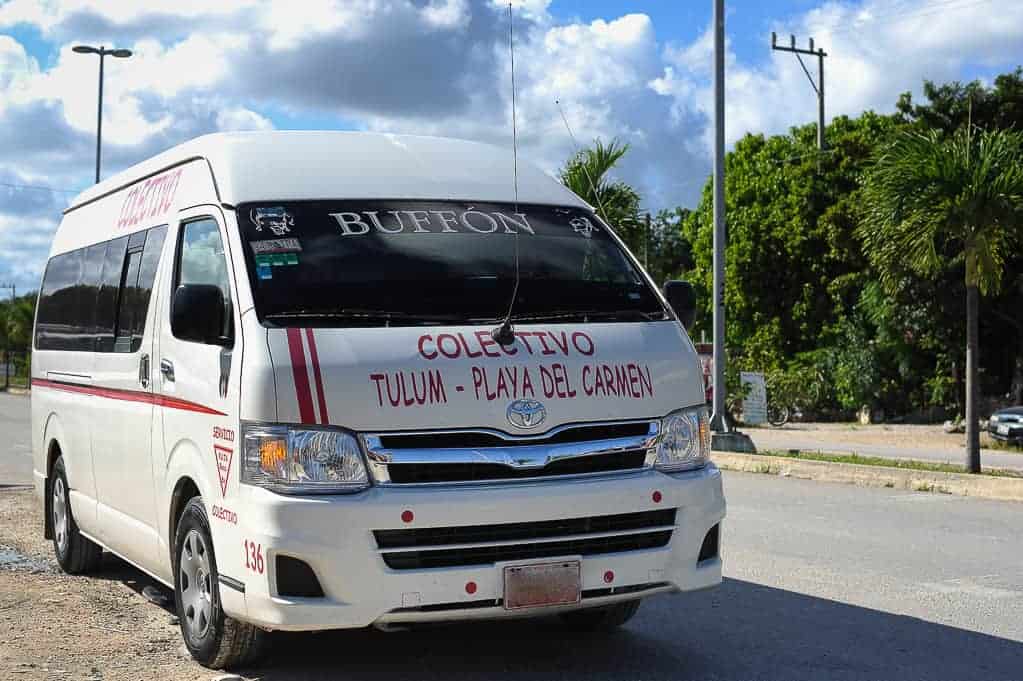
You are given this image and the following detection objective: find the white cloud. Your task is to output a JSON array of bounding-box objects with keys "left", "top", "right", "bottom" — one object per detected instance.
[
  {"left": 0, "top": 0, "right": 1021, "bottom": 291},
  {"left": 653, "top": 0, "right": 1023, "bottom": 155}
]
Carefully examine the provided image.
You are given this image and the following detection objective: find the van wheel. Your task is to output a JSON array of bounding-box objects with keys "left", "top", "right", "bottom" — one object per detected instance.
[
  {"left": 173, "top": 497, "right": 265, "bottom": 669},
  {"left": 51, "top": 457, "right": 102, "bottom": 574},
  {"left": 558, "top": 599, "right": 642, "bottom": 630}
]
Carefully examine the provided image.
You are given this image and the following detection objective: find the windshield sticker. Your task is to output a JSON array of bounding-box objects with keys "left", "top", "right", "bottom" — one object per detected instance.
[
  {"left": 367, "top": 329, "right": 655, "bottom": 409},
  {"left": 330, "top": 209, "right": 535, "bottom": 236},
  {"left": 251, "top": 207, "right": 295, "bottom": 236},
  {"left": 251, "top": 237, "right": 302, "bottom": 254},
  {"left": 256, "top": 253, "right": 299, "bottom": 268},
  {"left": 257, "top": 263, "right": 273, "bottom": 280},
  {"left": 571, "top": 216, "right": 598, "bottom": 238}
]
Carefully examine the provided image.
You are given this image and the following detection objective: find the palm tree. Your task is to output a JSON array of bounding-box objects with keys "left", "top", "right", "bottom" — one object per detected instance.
[
  {"left": 560, "top": 139, "right": 643, "bottom": 250},
  {"left": 859, "top": 126, "right": 1023, "bottom": 473}
]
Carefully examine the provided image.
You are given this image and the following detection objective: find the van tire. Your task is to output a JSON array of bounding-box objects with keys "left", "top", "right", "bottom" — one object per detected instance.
[
  {"left": 51, "top": 457, "right": 103, "bottom": 574},
  {"left": 558, "top": 599, "right": 641, "bottom": 630},
  {"left": 173, "top": 497, "right": 265, "bottom": 669}
]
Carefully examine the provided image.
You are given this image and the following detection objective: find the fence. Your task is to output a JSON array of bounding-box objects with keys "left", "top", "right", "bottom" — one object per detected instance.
[{"left": 1, "top": 350, "right": 30, "bottom": 390}]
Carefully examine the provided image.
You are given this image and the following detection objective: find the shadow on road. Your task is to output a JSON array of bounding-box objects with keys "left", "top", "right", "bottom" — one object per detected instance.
[
  {"left": 224, "top": 577, "right": 1020, "bottom": 681},
  {"left": 60, "top": 552, "right": 1023, "bottom": 679}
]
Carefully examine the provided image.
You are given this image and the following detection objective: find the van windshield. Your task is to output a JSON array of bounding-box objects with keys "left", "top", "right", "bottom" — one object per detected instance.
[{"left": 237, "top": 200, "right": 667, "bottom": 327}]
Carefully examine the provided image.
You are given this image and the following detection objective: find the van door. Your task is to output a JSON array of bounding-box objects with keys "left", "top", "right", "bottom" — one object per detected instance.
[
  {"left": 156, "top": 209, "right": 241, "bottom": 557},
  {"left": 91, "top": 226, "right": 167, "bottom": 565}
]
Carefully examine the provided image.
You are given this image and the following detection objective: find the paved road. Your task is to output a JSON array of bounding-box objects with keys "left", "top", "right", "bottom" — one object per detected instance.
[
  {"left": 243, "top": 473, "right": 1022, "bottom": 680},
  {"left": 0, "top": 392, "right": 31, "bottom": 486},
  {"left": 3, "top": 392, "right": 1021, "bottom": 679},
  {"left": 749, "top": 424, "right": 1023, "bottom": 472}
]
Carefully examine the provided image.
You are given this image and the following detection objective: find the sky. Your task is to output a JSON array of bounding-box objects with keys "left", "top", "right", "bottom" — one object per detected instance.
[{"left": 0, "top": 0, "right": 1020, "bottom": 291}]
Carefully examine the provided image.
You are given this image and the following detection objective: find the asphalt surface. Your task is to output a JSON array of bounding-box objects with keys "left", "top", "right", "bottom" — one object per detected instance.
[
  {"left": 749, "top": 423, "right": 1023, "bottom": 472},
  {"left": 2, "top": 391, "right": 1021, "bottom": 679},
  {"left": 241, "top": 474, "right": 1023, "bottom": 680},
  {"left": 0, "top": 391, "right": 31, "bottom": 487}
]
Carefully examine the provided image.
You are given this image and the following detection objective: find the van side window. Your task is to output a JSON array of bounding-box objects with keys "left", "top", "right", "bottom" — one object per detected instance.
[
  {"left": 176, "top": 218, "right": 232, "bottom": 341},
  {"left": 94, "top": 237, "right": 128, "bottom": 352},
  {"left": 114, "top": 226, "right": 167, "bottom": 353},
  {"left": 35, "top": 226, "right": 167, "bottom": 353},
  {"left": 36, "top": 250, "right": 85, "bottom": 351}
]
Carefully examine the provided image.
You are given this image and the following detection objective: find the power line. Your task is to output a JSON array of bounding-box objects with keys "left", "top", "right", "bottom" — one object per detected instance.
[{"left": 0, "top": 181, "right": 79, "bottom": 194}]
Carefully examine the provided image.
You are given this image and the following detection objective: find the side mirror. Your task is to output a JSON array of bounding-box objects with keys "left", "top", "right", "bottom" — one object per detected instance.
[
  {"left": 662, "top": 280, "right": 696, "bottom": 330},
  {"left": 171, "top": 284, "right": 230, "bottom": 345}
]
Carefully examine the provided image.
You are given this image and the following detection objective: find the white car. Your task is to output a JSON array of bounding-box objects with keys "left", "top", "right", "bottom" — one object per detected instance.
[{"left": 32, "top": 131, "right": 724, "bottom": 669}]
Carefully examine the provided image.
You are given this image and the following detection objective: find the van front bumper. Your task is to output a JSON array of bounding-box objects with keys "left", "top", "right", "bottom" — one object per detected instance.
[{"left": 228, "top": 465, "right": 725, "bottom": 631}]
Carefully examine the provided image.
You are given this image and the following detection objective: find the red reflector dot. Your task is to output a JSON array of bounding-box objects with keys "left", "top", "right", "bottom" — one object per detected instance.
[
  {"left": 603, "top": 570, "right": 615, "bottom": 584},
  {"left": 652, "top": 490, "right": 663, "bottom": 503},
  {"left": 465, "top": 581, "right": 477, "bottom": 595},
  {"left": 401, "top": 510, "right": 414, "bottom": 523}
]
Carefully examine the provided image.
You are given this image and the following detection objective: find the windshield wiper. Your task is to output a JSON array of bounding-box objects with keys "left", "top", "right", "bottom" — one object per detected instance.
[
  {"left": 505, "top": 309, "right": 666, "bottom": 323},
  {"left": 264, "top": 309, "right": 466, "bottom": 326}
]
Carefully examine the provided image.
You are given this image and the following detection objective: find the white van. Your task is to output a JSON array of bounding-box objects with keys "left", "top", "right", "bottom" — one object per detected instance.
[{"left": 32, "top": 131, "right": 724, "bottom": 669}]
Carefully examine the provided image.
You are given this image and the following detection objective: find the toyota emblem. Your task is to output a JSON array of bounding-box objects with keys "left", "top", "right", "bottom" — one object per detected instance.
[{"left": 506, "top": 399, "right": 547, "bottom": 429}]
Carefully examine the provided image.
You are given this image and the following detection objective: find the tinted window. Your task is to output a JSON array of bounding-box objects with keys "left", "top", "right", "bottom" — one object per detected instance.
[
  {"left": 95, "top": 237, "right": 128, "bottom": 352},
  {"left": 36, "top": 226, "right": 166, "bottom": 353},
  {"left": 35, "top": 250, "right": 85, "bottom": 350},
  {"left": 237, "top": 201, "right": 665, "bottom": 327},
  {"left": 177, "top": 219, "right": 232, "bottom": 340},
  {"left": 82, "top": 243, "right": 106, "bottom": 347},
  {"left": 114, "top": 226, "right": 166, "bottom": 353}
]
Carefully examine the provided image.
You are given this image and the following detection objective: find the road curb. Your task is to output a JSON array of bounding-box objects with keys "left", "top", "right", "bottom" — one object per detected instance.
[{"left": 712, "top": 451, "right": 1023, "bottom": 503}]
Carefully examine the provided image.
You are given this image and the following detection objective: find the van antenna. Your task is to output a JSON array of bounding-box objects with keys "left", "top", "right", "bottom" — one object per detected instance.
[
  {"left": 560, "top": 98, "right": 613, "bottom": 229},
  {"left": 491, "top": 1, "right": 521, "bottom": 347}
]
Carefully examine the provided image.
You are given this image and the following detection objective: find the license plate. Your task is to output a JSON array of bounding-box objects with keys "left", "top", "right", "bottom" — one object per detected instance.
[
  {"left": 503, "top": 561, "right": 581, "bottom": 610},
  {"left": 997, "top": 424, "right": 1010, "bottom": 435}
]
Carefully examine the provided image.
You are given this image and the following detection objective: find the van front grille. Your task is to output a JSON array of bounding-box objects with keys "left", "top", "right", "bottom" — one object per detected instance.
[
  {"left": 374, "top": 509, "right": 676, "bottom": 570},
  {"left": 386, "top": 449, "right": 648, "bottom": 484},
  {"left": 363, "top": 420, "right": 659, "bottom": 486}
]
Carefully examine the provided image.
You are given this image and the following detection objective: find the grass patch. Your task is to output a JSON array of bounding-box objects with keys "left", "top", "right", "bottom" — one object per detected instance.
[
  {"left": 754, "top": 449, "right": 1023, "bottom": 479},
  {"left": 987, "top": 438, "right": 1023, "bottom": 454}
]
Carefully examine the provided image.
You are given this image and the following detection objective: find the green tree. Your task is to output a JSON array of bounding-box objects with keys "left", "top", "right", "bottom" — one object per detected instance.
[
  {"left": 6, "top": 296, "right": 35, "bottom": 349},
  {"left": 859, "top": 126, "right": 1023, "bottom": 472},
  {"left": 560, "top": 139, "right": 643, "bottom": 251},
  {"left": 681, "top": 112, "right": 897, "bottom": 379}
]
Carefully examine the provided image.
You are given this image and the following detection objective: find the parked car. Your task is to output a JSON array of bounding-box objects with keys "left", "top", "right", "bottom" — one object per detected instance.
[{"left": 988, "top": 407, "right": 1023, "bottom": 443}]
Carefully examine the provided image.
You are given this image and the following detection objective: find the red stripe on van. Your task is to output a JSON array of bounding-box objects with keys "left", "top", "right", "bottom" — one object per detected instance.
[
  {"left": 31, "top": 378, "right": 226, "bottom": 416},
  {"left": 285, "top": 328, "right": 316, "bottom": 424},
  {"left": 304, "top": 328, "right": 330, "bottom": 425}
]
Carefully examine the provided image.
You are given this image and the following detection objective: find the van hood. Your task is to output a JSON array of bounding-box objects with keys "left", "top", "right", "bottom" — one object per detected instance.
[{"left": 266, "top": 322, "right": 703, "bottom": 433}]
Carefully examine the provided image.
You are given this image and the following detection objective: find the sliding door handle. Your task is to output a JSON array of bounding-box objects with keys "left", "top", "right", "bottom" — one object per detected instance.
[{"left": 160, "top": 359, "right": 175, "bottom": 382}]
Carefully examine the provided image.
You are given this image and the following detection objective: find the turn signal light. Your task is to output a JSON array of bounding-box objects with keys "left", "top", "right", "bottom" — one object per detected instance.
[{"left": 259, "top": 439, "right": 288, "bottom": 472}]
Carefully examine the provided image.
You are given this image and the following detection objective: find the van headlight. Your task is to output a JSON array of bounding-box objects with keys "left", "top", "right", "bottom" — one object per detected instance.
[
  {"left": 655, "top": 407, "right": 711, "bottom": 472},
  {"left": 242, "top": 423, "right": 369, "bottom": 494}
]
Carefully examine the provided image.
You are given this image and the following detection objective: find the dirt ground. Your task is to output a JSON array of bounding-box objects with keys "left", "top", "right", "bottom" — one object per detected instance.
[{"left": 0, "top": 488, "right": 208, "bottom": 681}]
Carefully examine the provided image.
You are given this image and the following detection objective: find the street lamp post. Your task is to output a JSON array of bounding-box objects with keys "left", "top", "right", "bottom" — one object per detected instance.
[
  {"left": 708, "top": 0, "right": 755, "bottom": 452},
  {"left": 72, "top": 45, "right": 132, "bottom": 184}
]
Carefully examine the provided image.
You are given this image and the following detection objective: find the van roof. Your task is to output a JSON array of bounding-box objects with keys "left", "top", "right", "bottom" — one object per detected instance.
[{"left": 67, "top": 131, "right": 588, "bottom": 212}]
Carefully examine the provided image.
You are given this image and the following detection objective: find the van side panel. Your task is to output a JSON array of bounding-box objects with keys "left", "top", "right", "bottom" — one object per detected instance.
[{"left": 33, "top": 159, "right": 218, "bottom": 577}]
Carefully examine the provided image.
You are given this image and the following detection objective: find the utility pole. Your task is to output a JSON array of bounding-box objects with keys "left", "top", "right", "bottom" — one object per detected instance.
[
  {"left": 771, "top": 33, "right": 827, "bottom": 151},
  {"left": 711, "top": 0, "right": 727, "bottom": 432},
  {"left": 72, "top": 45, "right": 133, "bottom": 183},
  {"left": 1, "top": 282, "right": 15, "bottom": 391}
]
